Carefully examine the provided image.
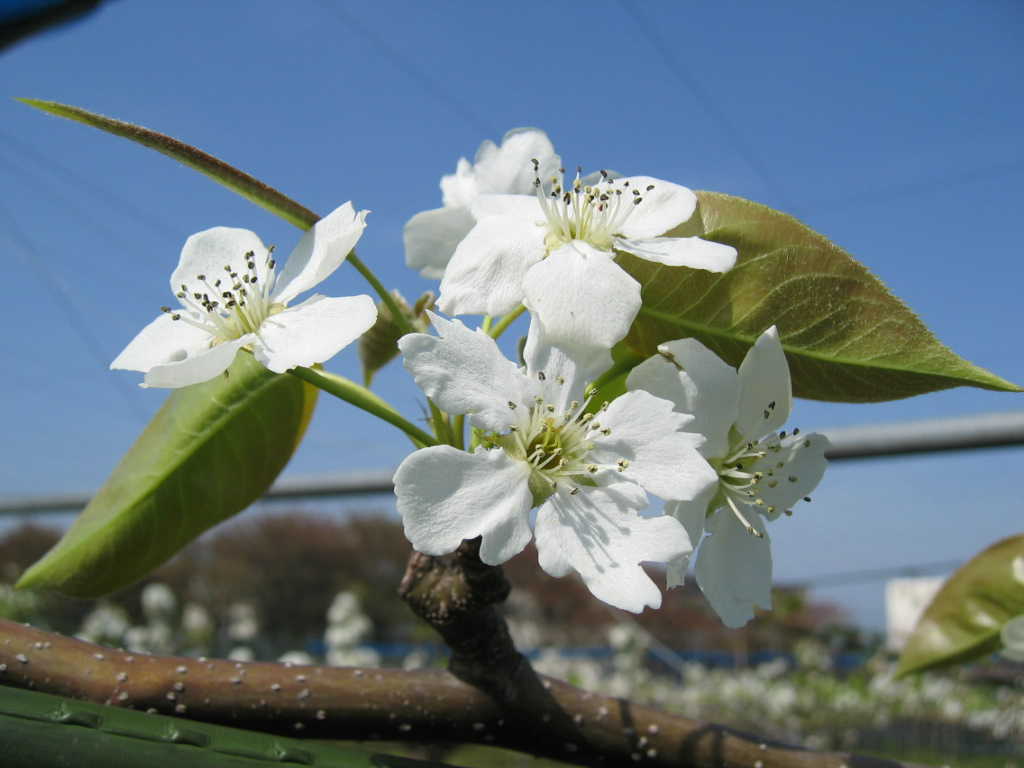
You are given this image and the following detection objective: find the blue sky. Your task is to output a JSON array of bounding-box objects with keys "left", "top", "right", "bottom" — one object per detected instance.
[{"left": 1, "top": 0, "right": 1021, "bottom": 628}]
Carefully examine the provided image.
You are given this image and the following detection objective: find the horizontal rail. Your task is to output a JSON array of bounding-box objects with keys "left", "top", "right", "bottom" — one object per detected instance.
[
  {"left": 2, "top": 411, "right": 1022, "bottom": 517},
  {"left": 820, "top": 409, "right": 1024, "bottom": 460}
]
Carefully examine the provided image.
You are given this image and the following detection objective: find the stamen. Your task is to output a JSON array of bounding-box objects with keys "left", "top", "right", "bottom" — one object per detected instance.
[{"left": 724, "top": 496, "right": 764, "bottom": 538}]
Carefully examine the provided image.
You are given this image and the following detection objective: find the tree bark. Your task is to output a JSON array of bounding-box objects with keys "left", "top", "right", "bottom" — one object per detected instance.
[{"left": 0, "top": 617, "right": 928, "bottom": 767}]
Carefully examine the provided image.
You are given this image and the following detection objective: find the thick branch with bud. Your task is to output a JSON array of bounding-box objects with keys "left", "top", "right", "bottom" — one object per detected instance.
[{"left": 0, "top": 565, "right": 923, "bottom": 768}]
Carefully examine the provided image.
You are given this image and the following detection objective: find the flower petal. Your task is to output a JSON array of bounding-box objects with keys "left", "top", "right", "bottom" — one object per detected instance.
[
  {"left": 664, "top": 493, "right": 715, "bottom": 588},
  {"left": 1001, "top": 615, "right": 1024, "bottom": 662},
  {"left": 751, "top": 432, "right": 829, "bottom": 518},
  {"left": 394, "top": 445, "right": 534, "bottom": 565},
  {"left": 440, "top": 157, "right": 476, "bottom": 209},
  {"left": 172, "top": 227, "right": 270, "bottom": 301},
  {"left": 111, "top": 312, "right": 213, "bottom": 375},
  {"left": 468, "top": 193, "right": 545, "bottom": 223},
  {"left": 250, "top": 293, "right": 377, "bottom": 373},
  {"left": 440, "top": 128, "right": 559, "bottom": 208},
  {"left": 589, "top": 390, "right": 717, "bottom": 502},
  {"left": 273, "top": 202, "right": 368, "bottom": 304},
  {"left": 522, "top": 319, "right": 606, "bottom": 411},
  {"left": 627, "top": 338, "right": 739, "bottom": 459},
  {"left": 695, "top": 508, "right": 772, "bottom": 628},
  {"left": 534, "top": 483, "right": 692, "bottom": 613},
  {"left": 614, "top": 176, "right": 697, "bottom": 239},
  {"left": 398, "top": 313, "right": 537, "bottom": 432},
  {"left": 522, "top": 241, "right": 641, "bottom": 354},
  {"left": 438, "top": 215, "right": 546, "bottom": 317},
  {"left": 469, "top": 128, "right": 560, "bottom": 197},
  {"left": 735, "top": 327, "right": 792, "bottom": 441},
  {"left": 403, "top": 205, "right": 476, "bottom": 279},
  {"left": 614, "top": 235, "right": 736, "bottom": 273},
  {"left": 144, "top": 336, "right": 251, "bottom": 389}
]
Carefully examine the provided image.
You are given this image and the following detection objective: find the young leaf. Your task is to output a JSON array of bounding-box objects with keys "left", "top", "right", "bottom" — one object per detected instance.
[
  {"left": 19, "top": 99, "right": 415, "bottom": 332},
  {"left": 17, "top": 98, "right": 319, "bottom": 230},
  {"left": 359, "top": 290, "right": 435, "bottom": 386},
  {"left": 618, "top": 191, "right": 1020, "bottom": 402},
  {"left": 17, "top": 354, "right": 317, "bottom": 597},
  {"left": 896, "top": 534, "right": 1024, "bottom": 676}
]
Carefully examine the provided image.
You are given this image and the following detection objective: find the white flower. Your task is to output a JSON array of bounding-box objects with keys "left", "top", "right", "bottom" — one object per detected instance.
[
  {"left": 404, "top": 128, "right": 561, "bottom": 279},
  {"left": 393, "top": 314, "right": 717, "bottom": 613},
  {"left": 437, "top": 167, "right": 737, "bottom": 356},
  {"left": 140, "top": 582, "right": 177, "bottom": 621},
  {"left": 112, "top": 202, "right": 378, "bottom": 388},
  {"left": 1001, "top": 614, "right": 1024, "bottom": 662},
  {"left": 627, "top": 327, "right": 829, "bottom": 627}
]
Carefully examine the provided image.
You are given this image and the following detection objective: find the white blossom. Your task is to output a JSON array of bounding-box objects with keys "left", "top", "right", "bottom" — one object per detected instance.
[
  {"left": 437, "top": 166, "right": 737, "bottom": 357},
  {"left": 393, "top": 314, "right": 717, "bottom": 612},
  {"left": 627, "top": 327, "right": 828, "bottom": 627},
  {"left": 112, "top": 202, "right": 377, "bottom": 388},
  {"left": 404, "top": 128, "right": 560, "bottom": 278},
  {"left": 141, "top": 582, "right": 177, "bottom": 622},
  {"left": 1001, "top": 614, "right": 1024, "bottom": 662}
]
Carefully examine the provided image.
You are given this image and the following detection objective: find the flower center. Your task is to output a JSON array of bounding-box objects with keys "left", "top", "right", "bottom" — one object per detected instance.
[
  {"left": 713, "top": 415, "right": 813, "bottom": 537},
  {"left": 162, "top": 247, "right": 283, "bottom": 343},
  {"left": 482, "top": 371, "right": 628, "bottom": 506},
  {"left": 532, "top": 161, "right": 653, "bottom": 253}
]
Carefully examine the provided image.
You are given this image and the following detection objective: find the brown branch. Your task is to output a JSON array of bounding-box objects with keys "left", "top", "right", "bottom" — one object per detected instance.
[{"left": 0, "top": 618, "right": 927, "bottom": 767}]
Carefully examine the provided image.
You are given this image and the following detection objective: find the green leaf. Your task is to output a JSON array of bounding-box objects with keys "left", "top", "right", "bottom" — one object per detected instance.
[
  {"left": 19, "top": 99, "right": 415, "bottom": 335},
  {"left": 17, "top": 354, "right": 317, "bottom": 597},
  {"left": 0, "top": 684, "right": 456, "bottom": 768},
  {"left": 17, "top": 98, "right": 319, "bottom": 230},
  {"left": 359, "top": 290, "right": 435, "bottom": 386},
  {"left": 896, "top": 534, "right": 1024, "bottom": 676},
  {"left": 619, "top": 191, "right": 1021, "bottom": 402}
]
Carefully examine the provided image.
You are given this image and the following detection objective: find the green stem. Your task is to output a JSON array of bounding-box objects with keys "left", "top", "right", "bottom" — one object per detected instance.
[
  {"left": 452, "top": 414, "right": 466, "bottom": 451},
  {"left": 290, "top": 366, "right": 437, "bottom": 447},
  {"left": 428, "top": 400, "right": 453, "bottom": 445},
  {"left": 481, "top": 315, "right": 494, "bottom": 334},
  {"left": 587, "top": 353, "right": 644, "bottom": 396},
  {"left": 346, "top": 251, "right": 416, "bottom": 336},
  {"left": 488, "top": 304, "right": 526, "bottom": 339}
]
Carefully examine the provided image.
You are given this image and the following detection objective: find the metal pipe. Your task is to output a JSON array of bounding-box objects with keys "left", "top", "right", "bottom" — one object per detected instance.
[{"left": 3, "top": 411, "right": 1022, "bottom": 516}]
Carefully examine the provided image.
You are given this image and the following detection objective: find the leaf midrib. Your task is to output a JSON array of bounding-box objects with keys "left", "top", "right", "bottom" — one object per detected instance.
[{"left": 636, "top": 305, "right": 974, "bottom": 381}]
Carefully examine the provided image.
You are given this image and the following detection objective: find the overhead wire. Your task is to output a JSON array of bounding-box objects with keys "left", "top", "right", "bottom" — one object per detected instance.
[
  {"left": 616, "top": 3, "right": 1024, "bottom": 224},
  {"left": 313, "top": 1, "right": 492, "bottom": 136},
  {"left": 616, "top": 1, "right": 795, "bottom": 212},
  {"left": 0, "top": 127, "right": 180, "bottom": 240},
  {"left": 0, "top": 198, "right": 149, "bottom": 423}
]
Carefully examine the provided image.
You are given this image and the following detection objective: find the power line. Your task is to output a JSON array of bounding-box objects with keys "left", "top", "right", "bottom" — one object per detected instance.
[
  {"left": 314, "top": 1, "right": 491, "bottom": 136},
  {"left": 0, "top": 149, "right": 159, "bottom": 256},
  {"left": 617, "top": 1, "right": 793, "bottom": 212},
  {"left": 803, "top": 157, "right": 1024, "bottom": 216},
  {"left": 0, "top": 128, "right": 180, "bottom": 241},
  {"left": 0, "top": 200, "right": 148, "bottom": 423}
]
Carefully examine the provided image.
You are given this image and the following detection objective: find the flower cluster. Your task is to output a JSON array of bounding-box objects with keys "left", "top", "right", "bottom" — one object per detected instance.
[
  {"left": 115, "top": 127, "right": 829, "bottom": 625},
  {"left": 396, "top": 128, "right": 827, "bottom": 622}
]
